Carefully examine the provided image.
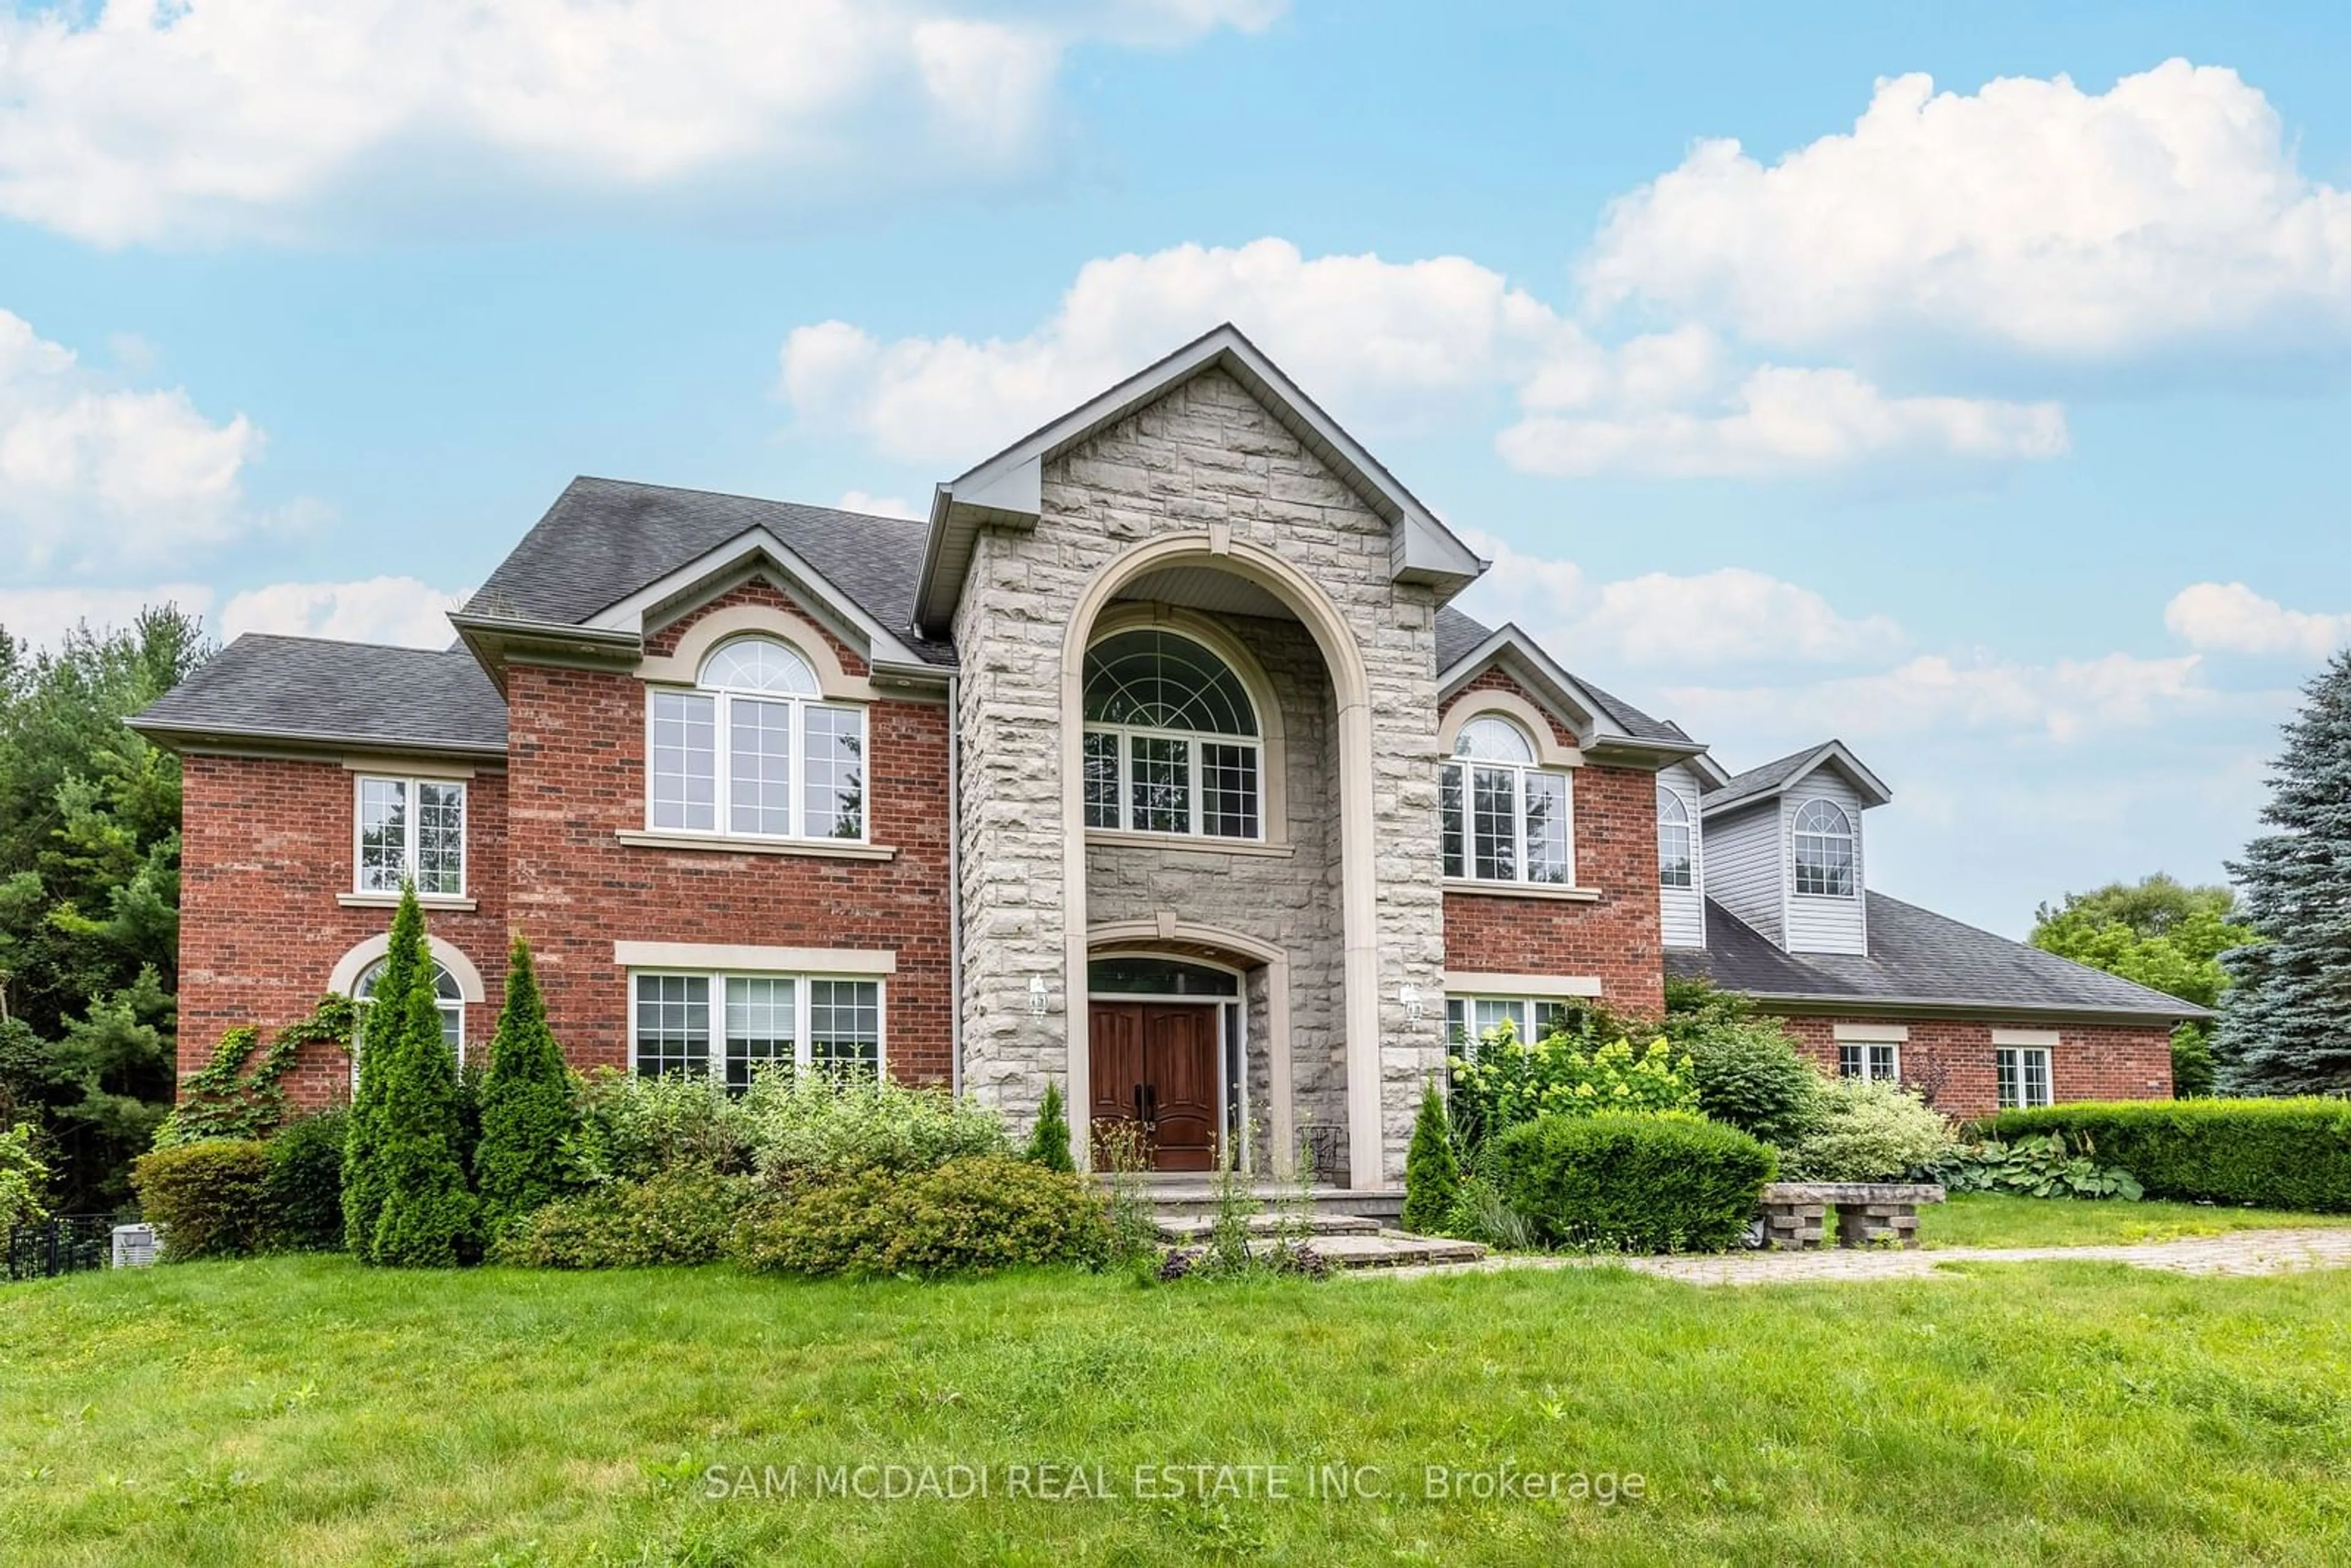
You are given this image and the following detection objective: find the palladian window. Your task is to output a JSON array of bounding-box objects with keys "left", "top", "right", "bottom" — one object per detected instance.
[
  {"left": 1081, "top": 629, "right": 1262, "bottom": 839},
  {"left": 647, "top": 636, "right": 865, "bottom": 841},
  {"left": 1440, "top": 716, "right": 1570, "bottom": 885},
  {"left": 1791, "top": 798, "right": 1855, "bottom": 898}
]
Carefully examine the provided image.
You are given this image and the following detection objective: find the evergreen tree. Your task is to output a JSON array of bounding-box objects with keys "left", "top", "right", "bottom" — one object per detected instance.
[
  {"left": 341, "top": 886, "right": 422, "bottom": 1257},
  {"left": 1023, "top": 1080, "right": 1074, "bottom": 1173},
  {"left": 2216, "top": 650, "right": 2351, "bottom": 1094},
  {"left": 474, "top": 934, "right": 576, "bottom": 1238},
  {"left": 367, "top": 936, "right": 479, "bottom": 1266},
  {"left": 1400, "top": 1076, "right": 1462, "bottom": 1235}
]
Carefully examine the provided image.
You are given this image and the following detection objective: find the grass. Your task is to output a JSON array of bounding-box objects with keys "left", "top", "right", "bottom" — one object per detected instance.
[
  {"left": 1919, "top": 1192, "right": 2351, "bottom": 1250},
  {"left": 5, "top": 1258, "right": 2351, "bottom": 1564}
]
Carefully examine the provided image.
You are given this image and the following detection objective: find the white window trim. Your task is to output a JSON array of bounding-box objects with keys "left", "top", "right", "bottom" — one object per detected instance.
[
  {"left": 1657, "top": 786, "right": 1695, "bottom": 890},
  {"left": 1839, "top": 1041, "right": 1901, "bottom": 1082},
  {"left": 1081, "top": 719, "right": 1267, "bottom": 841},
  {"left": 350, "top": 959, "right": 468, "bottom": 1074},
  {"left": 627, "top": 967, "right": 887, "bottom": 1084},
  {"left": 1441, "top": 754, "right": 1577, "bottom": 888},
  {"left": 1443, "top": 992, "right": 1581, "bottom": 1048},
  {"left": 1996, "top": 1045, "right": 2055, "bottom": 1110},
  {"left": 352, "top": 774, "right": 467, "bottom": 898},
  {"left": 1790, "top": 796, "right": 1858, "bottom": 901},
  {"left": 642, "top": 684, "right": 871, "bottom": 847}
]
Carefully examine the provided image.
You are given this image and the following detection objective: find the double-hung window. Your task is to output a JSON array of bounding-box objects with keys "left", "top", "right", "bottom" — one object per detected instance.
[
  {"left": 1839, "top": 1041, "right": 1900, "bottom": 1082},
  {"left": 648, "top": 637, "right": 866, "bottom": 842},
  {"left": 1996, "top": 1046, "right": 2053, "bottom": 1109},
  {"left": 1444, "top": 995, "right": 1573, "bottom": 1051},
  {"left": 1440, "top": 717, "right": 1571, "bottom": 885},
  {"left": 1081, "top": 629, "right": 1263, "bottom": 841},
  {"left": 355, "top": 775, "right": 466, "bottom": 895},
  {"left": 631, "top": 970, "right": 884, "bottom": 1090}
]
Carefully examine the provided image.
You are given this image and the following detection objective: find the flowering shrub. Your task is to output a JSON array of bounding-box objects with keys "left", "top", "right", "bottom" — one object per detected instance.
[
  {"left": 1782, "top": 1078, "right": 1954, "bottom": 1181},
  {"left": 1447, "top": 1020, "right": 1697, "bottom": 1151}
]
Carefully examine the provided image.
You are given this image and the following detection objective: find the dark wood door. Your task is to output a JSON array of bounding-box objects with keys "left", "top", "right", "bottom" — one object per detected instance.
[{"left": 1089, "top": 1002, "right": 1220, "bottom": 1172}]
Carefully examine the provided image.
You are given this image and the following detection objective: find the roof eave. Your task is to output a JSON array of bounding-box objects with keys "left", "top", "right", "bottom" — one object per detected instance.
[
  {"left": 449, "top": 612, "right": 644, "bottom": 696},
  {"left": 129, "top": 718, "right": 508, "bottom": 764},
  {"left": 1727, "top": 989, "right": 2211, "bottom": 1026}
]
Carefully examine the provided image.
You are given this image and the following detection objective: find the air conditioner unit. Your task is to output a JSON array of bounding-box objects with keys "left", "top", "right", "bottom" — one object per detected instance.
[{"left": 111, "top": 1223, "right": 159, "bottom": 1269}]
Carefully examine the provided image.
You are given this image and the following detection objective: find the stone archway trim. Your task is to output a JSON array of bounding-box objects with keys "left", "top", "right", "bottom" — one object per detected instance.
[{"left": 326, "top": 932, "right": 489, "bottom": 1003}]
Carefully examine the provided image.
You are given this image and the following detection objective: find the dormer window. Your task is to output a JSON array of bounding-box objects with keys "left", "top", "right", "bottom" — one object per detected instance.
[
  {"left": 1081, "top": 629, "right": 1263, "bottom": 840},
  {"left": 1657, "top": 787, "right": 1693, "bottom": 888},
  {"left": 647, "top": 636, "right": 865, "bottom": 841},
  {"left": 1441, "top": 716, "right": 1571, "bottom": 885},
  {"left": 1791, "top": 798, "right": 1855, "bottom": 898}
]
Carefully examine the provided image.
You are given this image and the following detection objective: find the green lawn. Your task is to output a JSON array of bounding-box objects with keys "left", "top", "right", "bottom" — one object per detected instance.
[
  {"left": 6, "top": 1257, "right": 2351, "bottom": 1564},
  {"left": 1919, "top": 1192, "right": 2351, "bottom": 1250}
]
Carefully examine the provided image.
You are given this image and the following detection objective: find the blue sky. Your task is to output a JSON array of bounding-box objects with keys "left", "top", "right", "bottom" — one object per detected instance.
[{"left": 4, "top": 1, "right": 2347, "bottom": 936}]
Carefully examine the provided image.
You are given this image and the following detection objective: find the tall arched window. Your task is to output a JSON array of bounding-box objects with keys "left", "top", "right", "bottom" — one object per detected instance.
[
  {"left": 355, "top": 958, "right": 465, "bottom": 1057},
  {"left": 1082, "top": 629, "right": 1262, "bottom": 839},
  {"left": 648, "top": 636, "right": 864, "bottom": 841},
  {"left": 1441, "top": 715, "right": 1571, "bottom": 885},
  {"left": 1791, "top": 798, "right": 1855, "bottom": 897},
  {"left": 1657, "top": 786, "right": 1693, "bottom": 888}
]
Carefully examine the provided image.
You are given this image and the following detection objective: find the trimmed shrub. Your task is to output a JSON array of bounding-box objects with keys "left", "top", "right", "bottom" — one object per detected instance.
[
  {"left": 343, "top": 888, "right": 425, "bottom": 1255},
  {"left": 1401, "top": 1076, "right": 1461, "bottom": 1234},
  {"left": 132, "top": 1139, "right": 270, "bottom": 1259},
  {"left": 1487, "top": 1113, "right": 1775, "bottom": 1254},
  {"left": 1676, "top": 1019, "right": 1822, "bottom": 1151},
  {"left": 475, "top": 935, "right": 578, "bottom": 1238},
  {"left": 732, "top": 1155, "right": 1109, "bottom": 1278},
  {"left": 1024, "top": 1081, "right": 1075, "bottom": 1174},
  {"left": 566, "top": 1068, "right": 756, "bottom": 1183},
  {"left": 493, "top": 1168, "right": 756, "bottom": 1268},
  {"left": 1, "top": 1122, "right": 51, "bottom": 1231},
  {"left": 261, "top": 1110, "right": 350, "bottom": 1250},
  {"left": 740, "top": 1070, "right": 1007, "bottom": 1187},
  {"left": 1447, "top": 1024, "right": 1697, "bottom": 1151},
  {"left": 1783, "top": 1078, "right": 1955, "bottom": 1181},
  {"left": 365, "top": 905, "right": 480, "bottom": 1266},
  {"left": 1988, "top": 1098, "right": 2351, "bottom": 1212}
]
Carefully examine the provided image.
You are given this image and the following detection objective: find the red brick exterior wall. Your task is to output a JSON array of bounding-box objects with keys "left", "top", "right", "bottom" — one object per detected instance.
[
  {"left": 177, "top": 754, "right": 511, "bottom": 1108},
  {"left": 1439, "top": 678, "right": 1665, "bottom": 1016},
  {"left": 504, "top": 588, "right": 953, "bottom": 1087},
  {"left": 1775, "top": 1014, "right": 2175, "bottom": 1120}
]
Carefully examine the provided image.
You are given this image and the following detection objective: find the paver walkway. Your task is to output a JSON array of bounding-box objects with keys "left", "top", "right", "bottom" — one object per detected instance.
[{"left": 1360, "top": 1227, "right": 2351, "bottom": 1286}]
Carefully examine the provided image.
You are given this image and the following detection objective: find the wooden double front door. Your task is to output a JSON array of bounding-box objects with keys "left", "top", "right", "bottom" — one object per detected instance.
[{"left": 1089, "top": 1002, "right": 1221, "bottom": 1172}]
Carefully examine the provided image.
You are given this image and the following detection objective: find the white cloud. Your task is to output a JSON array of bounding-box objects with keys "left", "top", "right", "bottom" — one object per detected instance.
[
  {"left": 835, "top": 489, "right": 923, "bottom": 520},
  {"left": 2164, "top": 581, "right": 2351, "bottom": 659},
  {"left": 221, "top": 577, "right": 466, "bottom": 648},
  {"left": 0, "top": 309, "right": 263, "bottom": 569},
  {"left": 1580, "top": 59, "right": 2351, "bottom": 361},
  {"left": 1457, "top": 530, "right": 1905, "bottom": 669},
  {"left": 0, "top": 1, "right": 1281, "bottom": 246},
  {"left": 0, "top": 583, "right": 216, "bottom": 649}
]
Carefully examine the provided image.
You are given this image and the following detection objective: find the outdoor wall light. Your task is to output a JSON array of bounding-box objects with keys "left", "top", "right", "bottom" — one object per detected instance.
[
  {"left": 1029, "top": 974, "right": 1049, "bottom": 1017},
  {"left": 1400, "top": 983, "right": 1422, "bottom": 1024}
]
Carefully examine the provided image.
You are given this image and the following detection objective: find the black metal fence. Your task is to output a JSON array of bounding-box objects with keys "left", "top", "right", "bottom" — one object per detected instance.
[{"left": 4, "top": 1214, "right": 135, "bottom": 1282}]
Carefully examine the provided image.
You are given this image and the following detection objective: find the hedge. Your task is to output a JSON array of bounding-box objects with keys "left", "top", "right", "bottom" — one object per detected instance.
[
  {"left": 133, "top": 1139, "right": 272, "bottom": 1259},
  {"left": 732, "top": 1155, "right": 1108, "bottom": 1278},
  {"left": 1487, "top": 1112, "right": 1776, "bottom": 1253},
  {"left": 1988, "top": 1098, "right": 2351, "bottom": 1213}
]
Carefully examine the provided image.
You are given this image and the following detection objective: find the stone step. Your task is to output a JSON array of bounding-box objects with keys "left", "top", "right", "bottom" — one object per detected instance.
[
  {"left": 1157, "top": 1228, "right": 1489, "bottom": 1271},
  {"left": 1138, "top": 1184, "right": 1405, "bottom": 1223},
  {"left": 1152, "top": 1212, "right": 1382, "bottom": 1242}
]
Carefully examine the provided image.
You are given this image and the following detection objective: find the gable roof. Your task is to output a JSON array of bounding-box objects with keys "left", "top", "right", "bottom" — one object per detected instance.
[
  {"left": 1703, "top": 740, "right": 1892, "bottom": 816},
  {"left": 1434, "top": 606, "right": 1694, "bottom": 748},
  {"left": 131, "top": 635, "right": 508, "bottom": 758},
  {"left": 915, "top": 323, "right": 1488, "bottom": 634},
  {"left": 1665, "top": 894, "right": 2207, "bottom": 1022},
  {"left": 463, "top": 478, "right": 954, "bottom": 666}
]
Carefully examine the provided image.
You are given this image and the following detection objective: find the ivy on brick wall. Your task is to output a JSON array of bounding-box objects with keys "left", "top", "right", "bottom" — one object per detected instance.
[{"left": 152, "top": 996, "right": 357, "bottom": 1148}]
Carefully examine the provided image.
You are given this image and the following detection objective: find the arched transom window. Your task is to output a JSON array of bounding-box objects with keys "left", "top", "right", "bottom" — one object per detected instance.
[
  {"left": 355, "top": 958, "right": 464, "bottom": 1057},
  {"left": 1657, "top": 786, "right": 1693, "bottom": 888},
  {"left": 1441, "top": 715, "right": 1571, "bottom": 885},
  {"left": 648, "top": 636, "right": 864, "bottom": 841},
  {"left": 1791, "top": 798, "right": 1855, "bottom": 898},
  {"left": 1081, "top": 629, "right": 1262, "bottom": 839}
]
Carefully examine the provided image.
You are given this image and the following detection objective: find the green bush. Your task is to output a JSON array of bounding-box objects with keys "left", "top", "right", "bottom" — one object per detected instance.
[
  {"left": 362, "top": 890, "right": 480, "bottom": 1267},
  {"left": 732, "top": 1155, "right": 1109, "bottom": 1278},
  {"left": 740, "top": 1069, "right": 1007, "bottom": 1185},
  {"left": 1, "top": 1122, "right": 51, "bottom": 1231},
  {"left": 1678, "top": 1016, "right": 1823, "bottom": 1150},
  {"left": 1928, "top": 1135, "right": 2143, "bottom": 1201},
  {"left": 261, "top": 1110, "right": 349, "bottom": 1250},
  {"left": 1783, "top": 1078, "right": 1954, "bottom": 1181},
  {"left": 566, "top": 1068, "right": 757, "bottom": 1183},
  {"left": 475, "top": 936, "right": 578, "bottom": 1239},
  {"left": 1447, "top": 1022, "right": 1697, "bottom": 1151},
  {"left": 132, "top": 1139, "right": 271, "bottom": 1259},
  {"left": 1400, "top": 1076, "right": 1461, "bottom": 1234},
  {"left": 343, "top": 890, "right": 422, "bottom": 1254},
  {"left": 492, "top": 1168, "right": 756, "bottom": 1268},
  {"left": 1988, "top": 1098, "right": 2351, "bottom": 1212},
  {"left": 1487, "top": 1112, "right": 1775, "bottom": 1253},
  {"left": 1024, "top": 1081, "right": 1075, "bottom": 1174}
]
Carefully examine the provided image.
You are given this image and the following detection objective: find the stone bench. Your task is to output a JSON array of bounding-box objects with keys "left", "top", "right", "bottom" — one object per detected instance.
[{"left": 1757, "top": 1182, "right": 1946, "bottom": 1250}]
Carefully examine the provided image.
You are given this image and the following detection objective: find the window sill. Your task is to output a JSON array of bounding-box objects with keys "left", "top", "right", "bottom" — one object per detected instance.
[
  {"left": 1442, "top": 879, "right": 1602, "bottom": 902},
  {"left": 615, "top": 829, "right": 898, "bottom": 861},
  {"left": 339, "top": 891, "right": 477, "bottom": 911},
  {"left": 1085, "top": 828, "right": 1294, "bottom": 858}
]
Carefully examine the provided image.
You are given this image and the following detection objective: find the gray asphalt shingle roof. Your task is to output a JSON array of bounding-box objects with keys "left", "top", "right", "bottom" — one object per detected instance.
[
  {"left": 463, "top": 476, "right": 956, "bottom": 666},
  {"left": 1708, "top": 745, "right": 1835, "bottom": 811},
  {"left": 133, "top": 635, "right": 508, "bottom": 754},
  {"left": 1665, "top": 894, "right": 2206, "bottom": 1020},
  {"left": 1434, "top": 606, "right": 1685, "bottom": 743}
]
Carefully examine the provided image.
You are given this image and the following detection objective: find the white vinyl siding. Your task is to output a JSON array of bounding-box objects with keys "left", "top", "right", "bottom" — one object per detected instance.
[
  {"left": 1656, "top": 763, "right": 1707, "bottom": 950},
  {"left": 1703, "top": 801, "right": 1783, "bottom": 946},
  {"left": 1783, "top": 775, "right": 1868, "bottom": 956}
]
